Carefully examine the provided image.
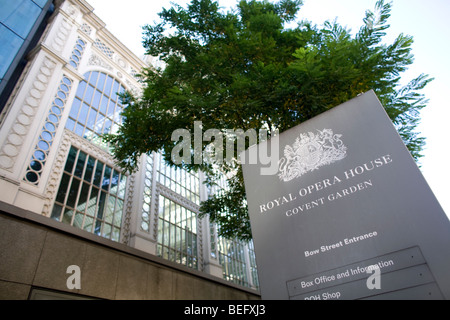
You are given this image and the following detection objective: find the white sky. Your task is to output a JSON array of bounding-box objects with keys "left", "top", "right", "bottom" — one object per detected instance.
[{"left": 87, "top": 0, "right": 450, "bottom": 218}]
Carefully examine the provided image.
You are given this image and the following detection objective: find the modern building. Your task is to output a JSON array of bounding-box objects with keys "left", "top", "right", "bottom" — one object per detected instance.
[
  {"left": 0, "top": 0, "right": 260, "bottom": 300},
  {"left": 0, "top": 0, "right": 55, "bottom": 112}
]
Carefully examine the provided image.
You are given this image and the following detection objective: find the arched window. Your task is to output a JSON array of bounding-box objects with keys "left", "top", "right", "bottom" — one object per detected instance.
[
  {"left": 65, "top": 71, "right": 126, "bottom": 149},
  {"left": 50, "top": 71, "right": 128, "bottom": 242}
]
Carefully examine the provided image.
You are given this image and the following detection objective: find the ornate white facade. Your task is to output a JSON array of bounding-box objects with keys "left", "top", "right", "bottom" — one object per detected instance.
[{"left": 0, "top": 0, "right": 258, "bottom": 290}]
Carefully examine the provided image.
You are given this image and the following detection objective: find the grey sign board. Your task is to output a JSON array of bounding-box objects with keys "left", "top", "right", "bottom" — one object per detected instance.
[{"left": 241, "top": 90, "right": 450, "bottom": 300}]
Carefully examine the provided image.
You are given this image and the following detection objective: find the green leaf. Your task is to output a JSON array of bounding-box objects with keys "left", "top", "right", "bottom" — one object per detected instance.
[{"left": 106, "top": 0, "right": 432, "bottom": 241}]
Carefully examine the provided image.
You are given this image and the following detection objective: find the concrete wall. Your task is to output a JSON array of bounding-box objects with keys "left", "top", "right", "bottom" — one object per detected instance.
[{"left": 0, "top": 201, "right": 260, "bottom": 300}]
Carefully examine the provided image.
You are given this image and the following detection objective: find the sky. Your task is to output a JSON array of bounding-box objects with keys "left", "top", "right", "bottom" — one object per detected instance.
[{"left": 87, "top": 0, "right": 450, "bottom": 218}]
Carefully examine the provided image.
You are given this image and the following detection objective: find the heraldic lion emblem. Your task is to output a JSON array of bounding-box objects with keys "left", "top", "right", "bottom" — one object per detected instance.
[{"left": 278, "top": 129, "right": 347, "bottom": 182}]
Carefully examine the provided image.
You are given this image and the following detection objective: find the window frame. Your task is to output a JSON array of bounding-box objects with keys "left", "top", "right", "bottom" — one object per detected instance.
[
  {"left": 65, "top": 71, "right": 126, "bottom": 150},
  {"left": 51, "top": 145, "right": 128, "bottom": 242}
]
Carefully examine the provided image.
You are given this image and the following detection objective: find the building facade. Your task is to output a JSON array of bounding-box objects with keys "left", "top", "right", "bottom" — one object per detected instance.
[{"left": 0, "top": 0, "right": 259, "bottom": 299}]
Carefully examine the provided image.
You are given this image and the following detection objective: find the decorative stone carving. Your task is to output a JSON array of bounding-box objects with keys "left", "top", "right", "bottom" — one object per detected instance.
[
  {"left": 41, "top": 131, "right": 72, "bottom": 217},
  {"left": 0, "top": 57, "right": 57, "bottom": 171},
  {"left": 79, "top": 23, "right": 92, "bottom": 36},
  {"left": 157, "top": 183, "right": 201, "bottom": 214},
  {"left": 24, "top": 76, "right": 73, "bottom": 185},
  {"left": 88, "top": 54, "right": 113, "bottom": 71},
  {"left": 121, "top": 174, "right": 136, "bottom": 245},
  {"left": 50, "top": 18, "right": 72, "bottom": 53}
]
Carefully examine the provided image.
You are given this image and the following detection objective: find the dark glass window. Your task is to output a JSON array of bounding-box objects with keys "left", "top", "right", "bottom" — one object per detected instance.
[
  {"left": 156, "top": 196, "right": 198, "bottom": 269},
  {"left": 52, "top": 146, "right": 127, "bottom": 242}
]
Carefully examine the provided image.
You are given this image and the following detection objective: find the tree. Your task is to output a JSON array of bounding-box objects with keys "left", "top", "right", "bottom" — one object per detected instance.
[{"left": 104, "top": 0, "right": 432, "bottom": 241}]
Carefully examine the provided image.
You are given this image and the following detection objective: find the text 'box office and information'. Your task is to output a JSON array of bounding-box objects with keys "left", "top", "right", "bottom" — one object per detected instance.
[{"left": 242, "top": 91, "right": 450, "bottom": 300}]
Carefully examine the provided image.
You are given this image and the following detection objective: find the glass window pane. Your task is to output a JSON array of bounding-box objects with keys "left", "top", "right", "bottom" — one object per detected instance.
[
  {"left": 83, "top": 215, "right": 93, "bottom": 232},
  {"left": 76, "top": 183, "right": 90, "bottom": 212},
  {"left": 97, "top": 191, "right": 107, "bottom": 220},
  {"left": 54, "top": 99, "right": 64, "bottom": 109},
  {"left": 84, "top": 129, "right": 96, "bottom": 142},
  {"left": 112, "top": 227, "right": 120, "bottom": 242},
  {"left": 103, "top": 119, "right": 112, "bottom": 135},
  {"left": 64, "top": 147, "right": 77, "bottom": 173},
  {"left": 34, "top": 150, "right": 45, "bottom": 161},
  {"left": 102, "top": 224, "right": 111, "bottom": 239},
  {"left": 92, "top": 90, "right": 102, "bottom": 109},
  {"left": 86, "top": 109, "right": 97, "bottom": 129},
  {"left": 89, "top": 71, "right": 99, "bottom": 86},
  {"left": 74, "top": 123, "right": 84, "bottom": 137},
  {"left": 78, "top": 103, "right": 89, "bottom": 124},
  {"left": 87, "top": 187, "right": 99, "bottom": 217},
  {"left": 94, "top": 114, "right": 104, "bottom": 134},
  {"left": 37, "top": 139, "right": 49, "bottom": 152},
  {"left": 73, "top": 212, "right": 84, "bottom": 229},
  {"left": 111, "top": 80, "right": 120, "bottom": 102},
  {"left": 51, "top": 204, "right": 63, "bottom": 221},
  {"left": 114, "top": 199, "right": 123, "bottom": 227},
  {"left": 99, "top": 95, "right": 108, "bottom": 114},
  {"left": 51, "top": 104, "right": 62, "bottom": 116},
  {"left": 33, "top": 0, "right": 49, "bottom": 8},
  {"left": 74, "top": 151, "right": 86, "bottom": 178},
  {"left": 57, "top": 90, "right": 66, "bottom": 101},
  {"left": 0, "top": 25, "right": 23, "bottom": 79},
  {"left": 69, "top": 98, "right": 81, "bottom": 119},
  {"left": 63, "top": 208, "right": 74, "bottom": 225},
  {"left": 84, "top": 156, "right": 95, "bottom": 183},
  {"left": 102, "top": 166, "right": 112, "bottom": 191},
  {"left": 84, "top": 85, "right": 94, "bottom": 104},
  {"left": 104, "top": 76, "right": 113, "bottom": 97},
  {"left": 56, "top": 173, "right": 71, "bottom": 203},
  {"left": 0, "top": 0, "right": 24, "bottom": 20},
  {"left": 0, "top": 0, "right": 41, "bottom": 38},
  {"left": 63, "top": 76, "right": 72, "bottom": 87},
  {"left": 66, "top": 178, "right": 80, "bottom": 208},
  {"left": 97, "top": 72, "right": 106, "bottom": 91},
  {"left": 118, "top": 85, "right": 126, "bottom": 96},
  {"left": 93, "top": 162, "right": 103, "bottom": 187},
  {"left": 47, "top": 113, "right": 58, "bottom": 124},
  {"left": 65, "top": 118, "right": 75, "bottom": 131},
  {"left": 110, "top": 170, "right": 120, "bottom": 195},
  {"left": 157, "top": 219, "right": 163, "bottom": 244},
  {"left": 163, "top": 197, "right": 170, "bottom": 221},
  {"left": 76, "top": 81, "right": 86, "bottom": 98},
  {"left": 163, "top": 221, "right": 169, "bottom": 246},
  {"left": 105, "top": 196, "right": 115, "bottom": 224},
  {"left": 94, "top": 220, "right": 102, "bottom": 236},
  {"left": 120, "top": 175, "right": 128, "bottom": 196},
  {"left": 107, "top": 100, "right": 115, "bottom": 118},
  {"left": 69, "top": 58, "right": 78, "bottom": 69}
]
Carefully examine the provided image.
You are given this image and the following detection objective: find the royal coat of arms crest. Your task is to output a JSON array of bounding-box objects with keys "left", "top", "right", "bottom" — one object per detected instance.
[{"left": 278, "top": 129, "right": 347, "bottom": 182}]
